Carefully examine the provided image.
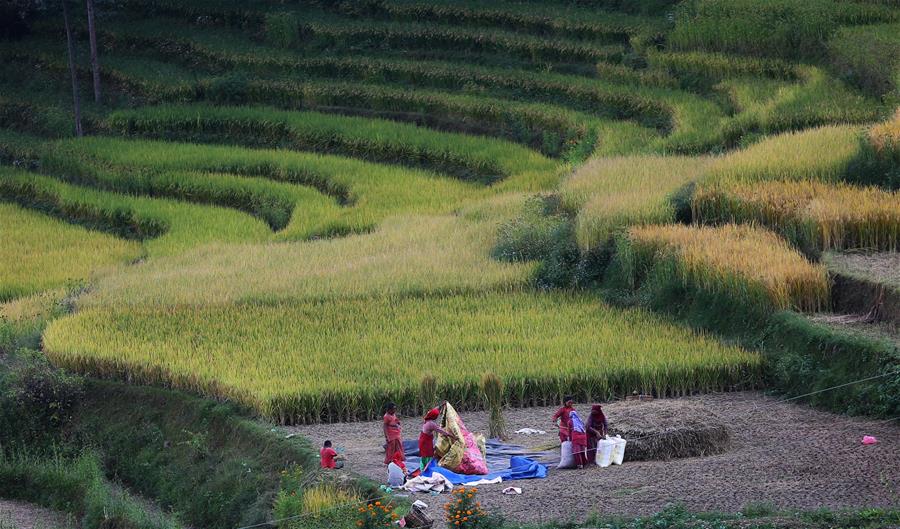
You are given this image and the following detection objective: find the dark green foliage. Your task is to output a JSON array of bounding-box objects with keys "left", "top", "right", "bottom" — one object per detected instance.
[
  {"left": 828, "top": 23, "right": 900, "bottom": 100},
  {"left": 265, "top": 11, "right": 301, "bottom": 49},
  {"left": 493, "top": 196, "right": 582, "bottom": 289},
  {"left": 68, "top": 380, "right": 323, "bottom": 529},
  {"left": 0, "top": 349, "right": 84, "bottom": 448},
  {"left": 846, "top": 135, "right": 900, "bottom": 190},
  {"left": 764, "top": 312, "right": 900, "bottom": 417},
  {"left": 670, "top": 0, "right": 898, "bottom": 61}
]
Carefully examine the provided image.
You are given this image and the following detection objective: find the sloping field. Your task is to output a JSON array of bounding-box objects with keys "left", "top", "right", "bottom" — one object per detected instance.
[{"left": 2, "top": 0, "right": 899, "bottom": 431}]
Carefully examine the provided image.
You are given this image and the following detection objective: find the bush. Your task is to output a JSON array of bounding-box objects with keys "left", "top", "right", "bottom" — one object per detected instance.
[
  {"left": 828, "top": 23, "right": 900, "bottom": 100},
  {"left": 265, "top": 12, "right": 301, "bottom": 49},
  {"left": 0, "top": 349, "right": 83, "bottom": 447},
  {"left": 492, "top": 196, "right": 581, "bottom": 289}
]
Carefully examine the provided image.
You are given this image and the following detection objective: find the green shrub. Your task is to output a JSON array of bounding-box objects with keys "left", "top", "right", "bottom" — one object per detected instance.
[
  {"left": 265, "top": 12, "right": 301, "bottom": 48},
  {"left": 828, "top": 23, "right": 900, "bottom": 100},
  {"left": 492, "top": 196, "right": 581, "bottom": 288},
  {"left": 0, "top": 349, "right": 84, "bottom": 447}
]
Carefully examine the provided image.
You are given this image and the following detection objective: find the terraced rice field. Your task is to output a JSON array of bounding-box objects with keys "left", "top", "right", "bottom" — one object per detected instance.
[{"left": 2, "top": 0, "right": 899, "bottom": 424}]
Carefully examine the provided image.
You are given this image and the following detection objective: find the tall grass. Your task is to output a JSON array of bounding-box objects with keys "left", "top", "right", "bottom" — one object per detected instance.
[
  {"left": 693, "top": 180, "right": 900, "bottom": 253},
  {"left": 561, "top": 155, "right": 712, "bottom": 249},
  {"left": 0, "top": 203, "right": 141, "bottom": 302},
  {"left": 670, "top": 0, "right": 898, "bottom": 60},
  {"left": 43, "top": 291, "right": 761, "bottom": 423},
  {"left": 77, "top": 215, "right": 533, "bottom": 309},
  {"left": 0, "top": 450, "right": 183, "bottom": 529},
  {"left": 616, "top": 224, "right": 830, "bottom": 312}
]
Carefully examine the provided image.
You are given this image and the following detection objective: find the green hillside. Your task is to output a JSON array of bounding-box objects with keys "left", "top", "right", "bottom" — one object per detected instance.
[{"left": 1, "top": 0, "right": 899, "bottom": 527}]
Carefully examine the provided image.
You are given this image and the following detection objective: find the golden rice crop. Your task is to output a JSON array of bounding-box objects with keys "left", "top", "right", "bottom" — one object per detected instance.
[
  {"left": 79, "top": 215, "right": 533, "bottom": 309},
  {"left": 868, "top": 107, "right": 900, "bottom": 160},
  {"left": 0, "top": 203, "right": 141, "bottom": 302},
  {"left": 693, "top": 180, "right": 900, "bottom": 252},
  {"left": 43, "top": 291, "right": 761, "bottom": 424},
  {"left": 704, "top": 124, "right": 862, "bottom": 185},
  {"left": 622, "top": 224, "right": 829, "bottom": 312},
  {"left": 561, "top": 155, "right": 712, "bottom": 249}
]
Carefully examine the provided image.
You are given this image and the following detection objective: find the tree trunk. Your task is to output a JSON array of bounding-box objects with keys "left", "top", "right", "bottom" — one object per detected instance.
[
  {"left": 85, "top": 0, "right": 101, "bottom": 104},
  {"left": 62, "top": 0, "right": 83, "bottom": 137}
]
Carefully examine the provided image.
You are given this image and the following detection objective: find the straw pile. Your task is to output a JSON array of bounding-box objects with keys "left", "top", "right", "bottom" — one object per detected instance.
[{"left": 608, "top": 399, "right": 732, "bottom": 461}]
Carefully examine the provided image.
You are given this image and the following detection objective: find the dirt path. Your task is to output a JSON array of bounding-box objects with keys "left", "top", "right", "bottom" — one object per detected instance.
[
  {"left": 0, "top": 499, "right": 74, "bottom": 529},
  {"left": 286, "top": 392, "right": 900, "bottom": 526}
]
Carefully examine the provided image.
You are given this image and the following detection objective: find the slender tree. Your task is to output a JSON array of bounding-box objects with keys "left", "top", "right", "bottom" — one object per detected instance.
[
  {"left": 85, "top": 0, "right": 100, "bottom": 103},
  {"left": 62, "top": 0, "right": 83, "bottom": 137}
]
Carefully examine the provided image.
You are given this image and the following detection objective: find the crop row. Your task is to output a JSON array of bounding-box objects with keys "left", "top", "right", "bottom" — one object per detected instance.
[
  {"left": 89, "top": 20, "right": 680, "bottom": 126},
  {"left": 614, "top": 223, "right": 830, "bottom": 313},
  {"left": 43, "top": 291, "right": 761, "bottom": 423},
  {"left": 103, "top": 104, "right": 560, "bottom": 187},
  {"left": 11, "top": 133, "right": 493, "bottom": 240},
  {"left": 0, "top": 167, "right": 272, "bottom": 256},
  {"left": 0, "top": 203, "right": 140, "bottom": 302},
  {"left": 77, "top": 215, "right": 532, "bottom": 310}
]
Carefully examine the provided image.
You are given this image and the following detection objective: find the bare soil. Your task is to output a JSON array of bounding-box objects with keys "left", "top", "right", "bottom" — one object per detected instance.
[
  {"left": 0, "top": 499, "right": 74, "bottom": 529},
  {"left": 285, "top": 392, "right": 900, "bottom": 526}
]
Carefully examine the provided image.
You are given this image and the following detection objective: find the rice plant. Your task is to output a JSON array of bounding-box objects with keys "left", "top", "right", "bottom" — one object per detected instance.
[
  {"left": 42, "top": 291, "right": 761, "bottom": 423},
  {"left": 618, "top": 223, "right": 830, "bottom": 312},
  {"left": 0, "top": 203, "right": 140, "bottom": 302},
  {"left": 561, "top": 155, "right": 711, "bottom": 249},
  {"left": 693, "top": 180, "right": 900, "bottom": 253},
  {"left": 76, "top": 215, "right": 532, "bottom": 309}
]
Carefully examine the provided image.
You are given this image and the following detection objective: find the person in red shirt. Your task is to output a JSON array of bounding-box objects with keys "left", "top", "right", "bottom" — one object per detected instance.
[
  {"left": 418, "top": 404, "right": 456, "bottom": 471},
  {"left": 320, "top": 440, "right": 340, "bottom": 469},
  {"left": 551, "top": 395, "right": 575, "bottom": 443},
  {"left": 383, "top": 402, "right": 404, "bottom": 465}
]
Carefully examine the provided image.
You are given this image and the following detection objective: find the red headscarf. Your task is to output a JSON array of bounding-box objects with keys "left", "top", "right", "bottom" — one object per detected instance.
[{"left": 423, "top": 407, "right": 440, "bottom": 421}]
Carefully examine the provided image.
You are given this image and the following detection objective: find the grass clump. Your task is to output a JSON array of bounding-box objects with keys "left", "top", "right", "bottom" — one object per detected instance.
[
  {"left": 0, "top": 203, "right": 141, "bottom": 302},
  {"left": 42, "top": 291, "right": 760, "bottom": 423},
  {"left": 561, "top": 155, "right": 711, "bottom": 250},
  {"left": 614, "top": 224, "right": 830, "bottom": 313}
]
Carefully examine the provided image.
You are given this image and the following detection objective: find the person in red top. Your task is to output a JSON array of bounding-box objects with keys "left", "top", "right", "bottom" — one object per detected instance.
[
  {"left": 551, "top": 395, "right": 575, "bottom": 443},
  {"left": 383, "top": 402, "right": 404, "bottom": 465},
  {"left": 320, "top": 440, "right": 340, "bottom": 469},
  {"left": 418, "top": 403, "right": 456, "bottom": 471}
]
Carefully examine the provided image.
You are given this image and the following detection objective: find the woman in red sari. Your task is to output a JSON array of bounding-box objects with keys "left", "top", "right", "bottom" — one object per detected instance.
[
  {"left": 586, "top": 404, "right": 608, "bottom": 465},
  {"left": 383, "top": 402, "right": 404, "bottom": 465},
  {"left": 568, "top": 407, "right": 589, "bottom": 469},
  {"left": 418, "top": 404, "right": 456, "bottom": 471}
]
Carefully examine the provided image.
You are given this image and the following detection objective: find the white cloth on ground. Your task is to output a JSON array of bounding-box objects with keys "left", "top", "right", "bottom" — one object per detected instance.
[
  {"left": 400, "top": 473, "right": 454, "bottom": 494},
  {"left": 514, "top": 428, "right": 546, "bottom": 435}
]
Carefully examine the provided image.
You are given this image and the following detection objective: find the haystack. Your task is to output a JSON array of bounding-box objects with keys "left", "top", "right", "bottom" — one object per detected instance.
[{"left": 608, "top": 399, "right": 731, "bottom": 461}]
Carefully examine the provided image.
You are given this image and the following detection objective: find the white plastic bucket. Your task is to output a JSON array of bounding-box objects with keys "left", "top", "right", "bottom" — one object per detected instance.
[
  {"left": 596, "top": 438, "right": 615, "bottom": 467},
  {"left": 610, "top": 435, "right": 627, "bottom": 465}
]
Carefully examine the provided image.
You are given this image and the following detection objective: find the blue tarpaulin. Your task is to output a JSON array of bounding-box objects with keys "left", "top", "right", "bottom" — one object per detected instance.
[
  {"left": 422, "top": 456, "right": 547, "bottom": 485},
  {"left": 403, "top": 439, "right": 550, "bottom": 484}
]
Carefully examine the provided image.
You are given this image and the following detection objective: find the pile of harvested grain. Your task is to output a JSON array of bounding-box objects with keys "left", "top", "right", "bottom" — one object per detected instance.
[{"left": 607, "top": 399, "right": 732, "bottom": 461}]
